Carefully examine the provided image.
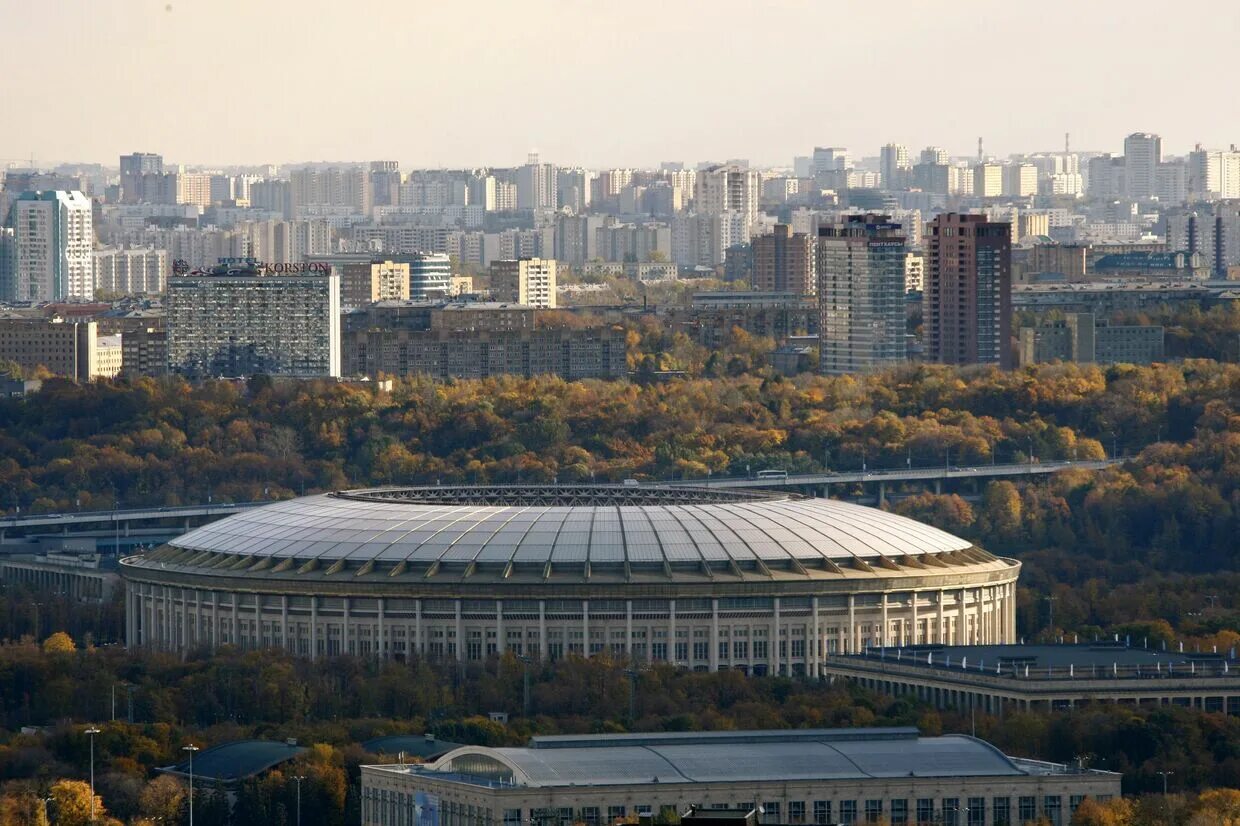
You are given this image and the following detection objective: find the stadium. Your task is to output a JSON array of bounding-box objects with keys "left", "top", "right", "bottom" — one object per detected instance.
[{"left": 120, "top": 486, "right": 1020, "bottom": 674}]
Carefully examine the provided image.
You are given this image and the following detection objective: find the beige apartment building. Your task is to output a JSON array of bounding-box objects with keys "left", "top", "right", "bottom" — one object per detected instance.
[
  {"left": 341, "top": 260, "right": 411, "bottom": 309},
  {"left": 489, "top": 258, "right": 557, "bottom": 308}
]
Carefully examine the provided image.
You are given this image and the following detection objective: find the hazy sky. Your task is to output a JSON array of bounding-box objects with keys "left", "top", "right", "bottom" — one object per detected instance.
[{"left": 4, "top": 0, "right": 1240, "bottom": 170}]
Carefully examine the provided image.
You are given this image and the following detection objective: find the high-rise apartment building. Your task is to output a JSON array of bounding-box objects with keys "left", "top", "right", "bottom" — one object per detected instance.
[
  {"left": 812, "top": 147, "right": 850, "bottom": 176},
  {"left": 407, "top": 252, "right": 453, "bottom": 299},
  {"left": 488, "top": 258, "right": 556, "bottom": 308},
  {"left": 816, "top": 215, "right": 908, "bottom": 374},
  {"left": 166, "top": 267, "right": 341, "bottom": 378},
  {"left": 290, "top": 166, "right": 371, "bottom": 217},
  {"left": 119, "top": 153, "right": 163, "bottom": 204},
  {"left": 0, "top": 318, "right": 107, "bottom": 381},
  {"left": 93, "top": 247, "right": 168, "bottom": 295},
  {"left": 694, "top": 164, "right": 761, "bottom": 229},
  {"left": 880, "top": 144, "right": 911, "bottom": 190},
  {"left": 923, "top": 213, "right": 1012, "bottom": 369},
  {"left": 973, "top": 163, "right": 1003, "bottom": 198},
  {"left": 11, "top": 190, "right": 95, "bottom": 302},
  {"left": 340, "top": 260, "right": 411, "bottom": 309},
  {"left": 1123, "top": 132, "right": 1162, "bottom": 199},
  {"left": 370, "top": 161, "right": 402, "bottom": 208},
  {"left": 1003, "top": 163, "right": 1038, "bottom": 198},
  {"left": 174, "top": 173, "right": 214, "bottom": 208},
  {"left": 517, "top": 152, "right": 557, "bottom": 211},
  {"left": 751, "top": 224, "right": 815, "bottom": 294}
]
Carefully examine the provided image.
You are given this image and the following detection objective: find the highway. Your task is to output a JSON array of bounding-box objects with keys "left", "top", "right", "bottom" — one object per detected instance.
[
  {"left": 664, "top": 458, "right": 1121, "bottom": 489},
  {"left": 0, "top": 459, "right": 1122, "bottom": 532}
]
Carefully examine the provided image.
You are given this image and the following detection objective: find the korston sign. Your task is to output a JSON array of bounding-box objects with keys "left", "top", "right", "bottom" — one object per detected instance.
[{"left": 173, "top": 258, "right": 332, "bottom": 276}]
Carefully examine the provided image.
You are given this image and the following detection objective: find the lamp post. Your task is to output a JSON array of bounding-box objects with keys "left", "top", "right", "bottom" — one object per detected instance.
[
  {"left": 182, "top": 744, "right": 199, "bottom": 826},
  {"left": 292, "top": 774, "right": 305, "bottom": 826},
  {"left": 85, "top": 726, "right": 101, "bottom": 822},
  {"left": 1157, "top": 770, "right": 1173, "bottom": 794}
]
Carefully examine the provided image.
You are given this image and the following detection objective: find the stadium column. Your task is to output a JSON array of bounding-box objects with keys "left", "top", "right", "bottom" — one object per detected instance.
[
  {"left": 957, "top": 588, "right": 967, "bottom": 645},
  {"left": 937, "top": 589, "right": 945, "bottom": 644},
  {"left": 415, "top": 599, "right": 423, "bottom": 656},
  {"left": 454, "top": 601, "right": 463, "bottom": 662},
  {"left": 211, "top": 592, "right": 219, "bottom": 652},
  {"left": 625, "top": 600, "right": 633, "bottom": 660},
  {"left": 195, "top": 590, "right": 203, "bottom": 648},
  {"left": 668, "top": 600, "right": 675, "bottom": 668},
  {"left": 125, "top": 586, "right": 135, "bottom": 647},
  {"left": 847, "top": 594, "right": 856, "bottom": 654},
  {"left": 771, "top": 598, "right": 780, "bottom": 676},
  {"left": 181, "top": 587, "right": 188, "bottom": 650},
  {"left": 343, "top": 597, "right": 352, "bottom": 656},
  {"left": 911, "top": 591, "right": 920, "bottom": 645},
  {"left": 496, "top": 600, "right": 504, "bottom": 657},
  {"left": 539, "top": 600, "right": 548, "bottom": 660},
  {"left": 377, "top": 597, "right": 385, "bottom": 659},
  {"left": 232, "top": 591, "right": 240, "bottom": 649},
  {"left": 709, "top": 599, "right": 719, "bottom": 672},
  {"left": 163, "top": 585, "right": 172, "bottom": 650},
  {"left": 1008, "top": 583, "right": 1017, "bottom": 642},
  {"left": 810, "top": 596, "right": 820, "bottom": 678},
  {"left": 881, "top": 594, "right": 889, "bottom": 648},
  {"left": 281, "top": 595, "right": 289, "bottom": 652},
  {"left": 310, "top": 596, "right": 318, "bottom": 661}
]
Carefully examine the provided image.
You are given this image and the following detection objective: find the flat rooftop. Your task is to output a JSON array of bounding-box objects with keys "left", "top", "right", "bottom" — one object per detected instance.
[{"left": 837, "top": 643, "right": 1236, "bottom": 679}]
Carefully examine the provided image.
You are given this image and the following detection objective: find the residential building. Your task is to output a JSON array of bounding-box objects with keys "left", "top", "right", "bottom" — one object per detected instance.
[
  {"left": 555, "top": 215, "right": 605, "bottom": 265},
  {"left": 594, "top": 223, "right": 671, "bottom": 264},
  {"left": 406, "top": 252, "right": 453, "bottom": 299},
  {"left": 812, "top": 146, "right": 850, "bottom": 176},
  {"left": 1124, "top": 132, "right": 1162, "bottom": 199},
  {"left": 1187, "top": 144, "right": 1240, "bottom": 199},
  {"left": 370, "top": 161, "right": 402, "bottom": 208},
  {"left": 119, "top": 152, "right": 164, "bottom": 204},
  {"left": 0, "top": 228, "right": 16, "bottom": 301},
  {"left": 973, "top": 163, "right": 1003, "bottom": 198},
  {"left": 904, "top": 251, "right": 924, "bottom": 293},
  {"left": 10, "top": 190, "right": 95, "bottom": 302},
  {"left": 341, "top": 302, "right": 625, "bottom": 380},
  {"left": 1164, "top": 202, "right": 1240, "bottom": 277},
  {"left": 489, "top": 258, "right": 556, "bottom": 308},
  {"left": 166, "top": 266, "right": 341, "bottom": 378},
  {"left": 93, "top": 247, "right": 168, "bottom": 295},
  {"left": 694, "top": 165, "right": 760, "bottom": 229},
  {"left": 361, "top": 729, "right": 1120, "bottom": 826},
  {"left": 1003, "top": 163, "right": 1038, "bottom": 198},
  {"left": 340, "top": 260, "right": 411, "bottom": 309},
  {"left": 174, "top": 173, "right": 213, "bottom": 208},
  {"left": 924, "top": 214, "right": 1012, "bottom": 368},
  {"left": 96, "top": 334, "right": 123, "bottom": 378},
  {"left": 880, "top": 143, "right": 911, "bottom": 190},
  {"left": 665, "top": 292, "right": 818, "bottom": 349},
  {"left": 0, "top": 318, "right": 101, "bottom": 381},
  {"left": 816, "top": 215, "right": 908, "bottom": 374},
  {"left": 290, "top": 166, "right": 370, "bottom": 216},
  {"left": 121, "top": 326, "right": 168, "bottom": 377},
  {"left": 1018, "top": 313, "right": 1164, "bottom": 366},
  {"left": 751, "top": 224, "right": 814, "bottom": 294},
  {"left": 517, "top": 152, "right": 557, "bottom": 211}
]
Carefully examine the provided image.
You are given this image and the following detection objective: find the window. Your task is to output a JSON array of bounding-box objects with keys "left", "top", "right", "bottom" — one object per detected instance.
[
  {"left": 1043, "top": 796, "right": 1062, "bottom": 826},
  {"left": 890, "top": 799, "right": 907, "bottom": 824},
  {"left": 1069, "top": 796, "right": 1086, "bottom": 816},
  {"left": 764, "top": 803, "right": 780, "bottom": 822},
  {"left": 788, "top": 801, "right": 805, "bottom": 824},
  {"left": 916, "top": 799, "right": 934, "bottom": 825},
  {"left": 503, "top": 810, "right": 522, "bottom": 826},
  {"left": 607, "top": 807, "right": 626, "bottom": 823},
  {"left": 813, "top": 801, "right": 832, "bottom": 825},
  {"left": 967, "top": 798, "right": 984, "bottom": 825},
  {"left": 1018, "top": 797, "right": 1036, "bottom": 823},
  {"left": 580, "top": 807, "right": 600, "bottom": 826},
  {"left": 992, "top": 797, "right": 1010, "bottom": 826},
  {"left": 864, "top": 800, "right": 882, "bottom": 823},
  {"left": 942, "top": 798, "right": 960, "bottom": 826},
  {"left": 840, "top": 800, "right": 857, "bottom": 824}
]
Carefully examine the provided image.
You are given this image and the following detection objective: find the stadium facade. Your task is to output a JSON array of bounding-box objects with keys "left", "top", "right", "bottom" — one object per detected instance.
[{"left": 120, "top": 486, "right": 1020, "bottom": 674}]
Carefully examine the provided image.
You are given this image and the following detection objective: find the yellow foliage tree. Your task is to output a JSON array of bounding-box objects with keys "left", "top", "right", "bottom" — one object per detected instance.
[{"left": 41, "top": 631, "right": 75, "bottom": 654}]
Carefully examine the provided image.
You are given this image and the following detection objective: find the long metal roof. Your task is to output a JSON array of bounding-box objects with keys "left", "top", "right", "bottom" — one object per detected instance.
[
  {"left": 164, "top": 486, "right": 973, "bottom": 568},
  {"left": 417, "top": 729, "right": 1032, "bottom": 787}
]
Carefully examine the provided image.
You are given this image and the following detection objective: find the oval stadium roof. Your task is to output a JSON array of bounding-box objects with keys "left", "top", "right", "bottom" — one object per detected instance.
[{"left": 165, "top": 486, "right": 973, "bottom": 568}]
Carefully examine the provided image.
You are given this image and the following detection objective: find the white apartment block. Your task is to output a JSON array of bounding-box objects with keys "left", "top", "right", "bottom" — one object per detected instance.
[
  {"left": 489, "top": 258, "right": 556, "bottom": 308},
  {"left": 93, "top": 247, "right": 168, "bottom": 295},
  {"left": 11, "top": 190, "right": 94, "bottom": 302}
]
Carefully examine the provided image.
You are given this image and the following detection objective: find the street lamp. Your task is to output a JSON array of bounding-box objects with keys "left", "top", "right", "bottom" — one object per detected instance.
[
  {"left": 182, "top": 744, "right": 200, "bottom": 826},
  {"left": 85, "top": 727, "right": 101, "bottom": 822},
  {"left": 292, "top": 775, "right": 305, "bottom": 826},
  {"left": 1157, "top": 770, "right": 1173, "bottom": 794}
]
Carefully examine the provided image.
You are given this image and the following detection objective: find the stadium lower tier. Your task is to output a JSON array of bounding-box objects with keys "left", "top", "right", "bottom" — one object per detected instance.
[{"left": 122, "top": 581, "right": 1018, "bottom": 675}]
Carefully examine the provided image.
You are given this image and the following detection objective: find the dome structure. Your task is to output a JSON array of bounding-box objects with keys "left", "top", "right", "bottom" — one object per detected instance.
[{"left": 121, "top": 486, "right": 1020, "bottom": 674}]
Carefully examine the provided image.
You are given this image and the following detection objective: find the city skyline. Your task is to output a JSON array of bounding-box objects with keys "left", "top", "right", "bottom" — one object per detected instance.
[{"left": 5, "top": 0, "right": 1240, "bottom": 168}]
